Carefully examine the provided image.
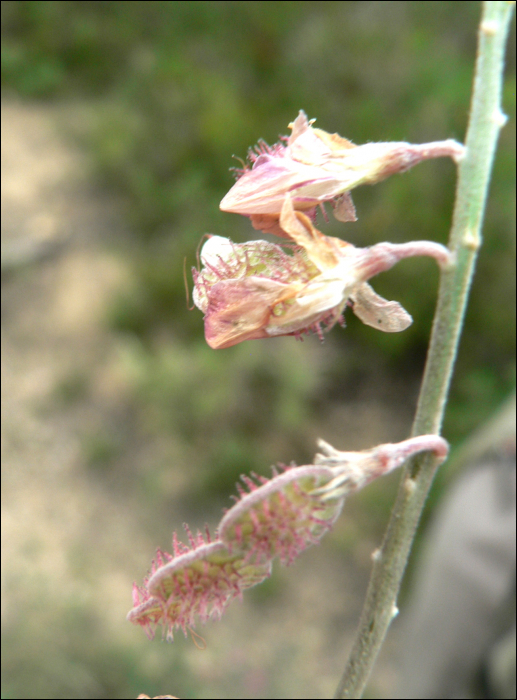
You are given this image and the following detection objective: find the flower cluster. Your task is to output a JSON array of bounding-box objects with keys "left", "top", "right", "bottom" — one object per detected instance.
[
  {"left": 193, "top": 111, "right": 462, "bottom": 348},
  {"left": 128, "top": 436, "right": 448, "bottom": 641}
]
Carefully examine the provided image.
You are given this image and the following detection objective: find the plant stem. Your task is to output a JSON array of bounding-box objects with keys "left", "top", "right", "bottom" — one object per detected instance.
[{"left": 333, "top": 3, "right": 515, "bottom": 698}]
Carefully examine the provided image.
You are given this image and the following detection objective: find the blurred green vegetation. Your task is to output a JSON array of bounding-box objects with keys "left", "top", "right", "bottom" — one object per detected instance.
[{"left": 2, "top": 2, "right": 515, "bottom": 698}]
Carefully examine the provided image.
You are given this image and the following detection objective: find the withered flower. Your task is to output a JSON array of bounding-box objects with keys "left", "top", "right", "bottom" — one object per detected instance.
[
  {"left": 193, "top": 196, "right": 451, "bottom": 349},
  {"left": 220, "top": 110, "right": 464, "bottom": 236}
]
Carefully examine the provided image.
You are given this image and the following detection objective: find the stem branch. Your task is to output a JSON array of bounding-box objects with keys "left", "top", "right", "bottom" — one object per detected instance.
[{"left": 334, "top": 3, "right": 515, "bottom": 697}]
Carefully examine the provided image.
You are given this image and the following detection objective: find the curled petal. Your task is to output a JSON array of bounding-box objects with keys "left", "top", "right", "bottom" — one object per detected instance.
[
  {"left": 201, "top": 276, "right": 293, "bottom": 349},
  {"left": 221, "top": 153, "right": 339, "bottom": 217},
  {"left": 192, "top": 234, "right": 318, "bottom": 314},
  {"left": 350, "top": 283, "right": 413, "bottom": 333}
]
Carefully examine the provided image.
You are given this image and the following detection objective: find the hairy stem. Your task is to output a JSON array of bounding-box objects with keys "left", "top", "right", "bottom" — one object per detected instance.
[{"left": 334, "top": 3, "right": 515, "bottom": 698}]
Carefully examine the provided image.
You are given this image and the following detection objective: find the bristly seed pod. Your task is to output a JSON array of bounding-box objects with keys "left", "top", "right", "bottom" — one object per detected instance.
[
  {"left": 128, "top": 531, "right": 272, "bottom": 641},
  {"left": 128, "top": 435, "right": 448, "bottom": 641},
  {"left": 218, "top": 465, "right": 346, "bottom": 566}
]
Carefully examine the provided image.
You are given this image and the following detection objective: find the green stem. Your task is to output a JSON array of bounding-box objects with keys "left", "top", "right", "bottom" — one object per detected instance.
[{"left": 333, "top": 3, "right": 515, "bottom": 698}]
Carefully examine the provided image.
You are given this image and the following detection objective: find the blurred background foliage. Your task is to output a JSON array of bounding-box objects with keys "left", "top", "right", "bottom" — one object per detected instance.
[{"left": 1, "top": 2, "right": 515, "bottom": 699}]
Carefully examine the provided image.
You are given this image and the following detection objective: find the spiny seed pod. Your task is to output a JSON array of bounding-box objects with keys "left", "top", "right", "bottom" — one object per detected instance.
[
  {"left": 128, "top": 436, "right": 448, "bottom": 641},
  {"left": 128, "top": 530, "right": 271, "bottom": 641},
  {"left": 219, "top": 465, "right": 347, "bottom": 566},
  {"left": 218, "top": 435, "right": 449, "bottom": 564}
]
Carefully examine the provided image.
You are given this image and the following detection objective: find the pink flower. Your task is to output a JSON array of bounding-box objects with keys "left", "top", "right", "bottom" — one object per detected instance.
[
  {"left": 193, "top": 196, "right": 451, "bottom": 349},
  {"left": 220, "top": 110, "right": 464, "bottom": 234}
]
